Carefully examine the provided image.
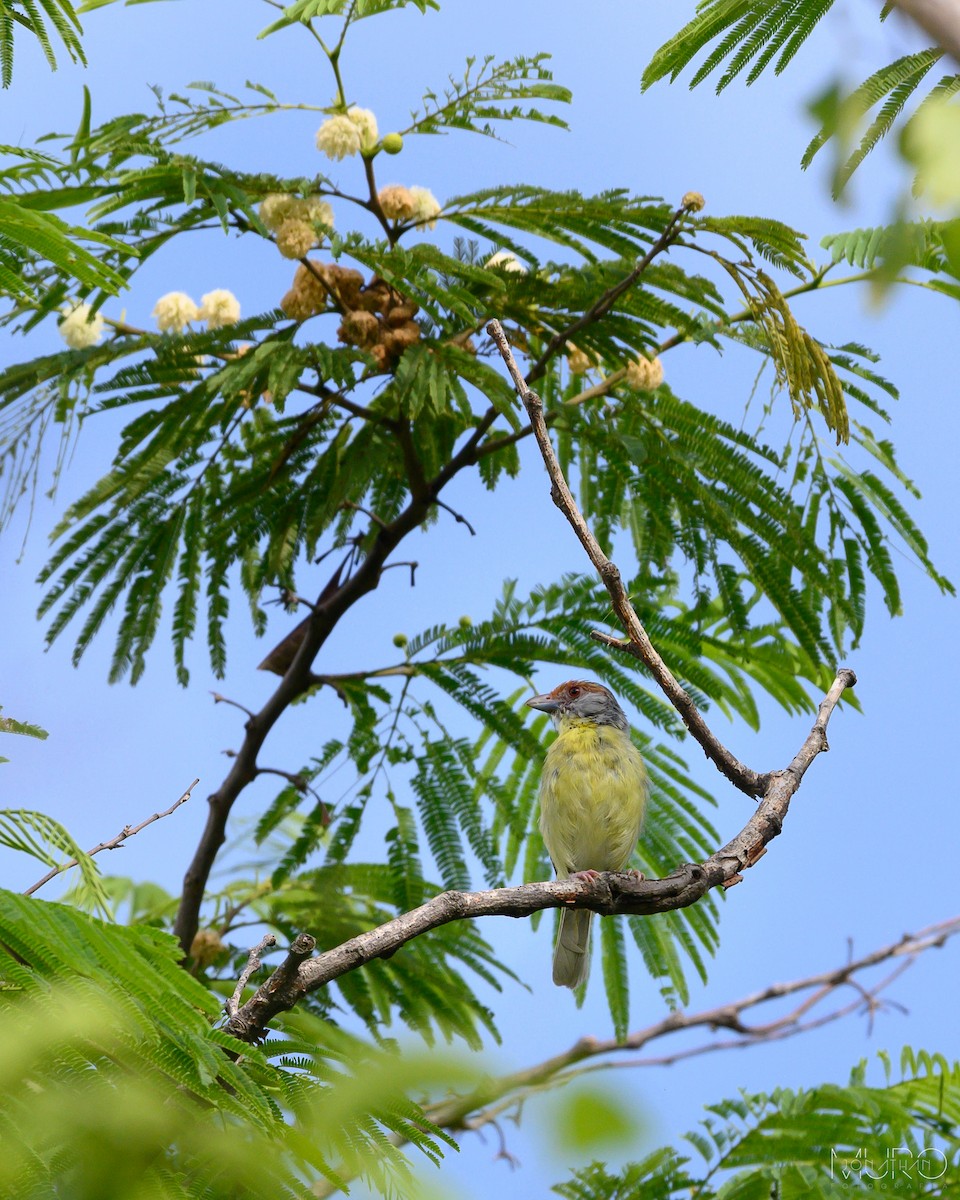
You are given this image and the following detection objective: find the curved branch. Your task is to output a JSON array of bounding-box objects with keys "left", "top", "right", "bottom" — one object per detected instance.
[
  {"left": 173, "top": 396, "right": 504, "bottom": 955},
  {"left": 224, "top": 666, "right": 853, "bottom": 1042}
]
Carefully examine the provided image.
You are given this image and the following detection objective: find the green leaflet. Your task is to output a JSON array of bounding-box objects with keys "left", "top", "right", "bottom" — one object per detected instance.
[{"left": 0, "top": 808, "right": 107, "bottom": 914}]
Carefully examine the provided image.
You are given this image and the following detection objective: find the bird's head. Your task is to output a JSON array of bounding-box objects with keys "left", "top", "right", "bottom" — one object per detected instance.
[{"left": 526, "top": 680, "right": 628, "bottom": 731}]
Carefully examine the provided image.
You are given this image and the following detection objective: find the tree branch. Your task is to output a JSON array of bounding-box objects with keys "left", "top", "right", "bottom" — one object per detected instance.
[
  {"left": 24, "top": 778, "right": 199, "bottom": 898},
  {"left": 223, "top": 666, "right": 852, "bottom": 1042},
  {"left": 487, "top": 316, "right": 776, "bottom": 797},
  {"left": 308, "top": 914, "right": 960, "bottom": 1195},
  {"left": 173, "top": 392, "right": 507, "bottom": 954}
]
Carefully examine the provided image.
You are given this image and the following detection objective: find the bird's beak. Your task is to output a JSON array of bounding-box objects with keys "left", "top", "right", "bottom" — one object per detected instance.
[{"left": 526, "top": 693, "right": 560, "bottom": 713}]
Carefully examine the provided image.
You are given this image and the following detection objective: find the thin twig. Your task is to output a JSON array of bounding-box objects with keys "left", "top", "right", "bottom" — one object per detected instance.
[
  {"left": 24, "top": 778, "right": 199, "bottom": 897},
  {"left": 525, "top": 197, "right": 698, "bottom": 385},
  {"left": 224, "top": 933, "right": 277, "bottom": 1021},
  {"left": 211, "top": 692, "right": 256, "bottom": 720},
  {"left": 433, "top": 497, "right": 477, "bottom": 536}
]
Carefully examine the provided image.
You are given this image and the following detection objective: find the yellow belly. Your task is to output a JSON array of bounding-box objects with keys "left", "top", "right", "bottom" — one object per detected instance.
[{"left": 538, "top": 719, "right": 648, "bottom": 877}]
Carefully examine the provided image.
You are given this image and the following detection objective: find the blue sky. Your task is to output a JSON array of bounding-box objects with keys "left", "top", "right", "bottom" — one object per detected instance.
[{"left": 2, "top": 1, "right": 959, "bottom": 1196}]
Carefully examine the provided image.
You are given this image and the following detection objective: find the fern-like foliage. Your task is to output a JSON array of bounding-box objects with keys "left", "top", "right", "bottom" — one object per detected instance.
[
  {"left": 556, "top": 1049, "right": 960, "bottom": 1198},
  {"left": 0, "top": 0, "right": 955, "bottom": 1050},
  {"left": 642, "top": 0, "right": 840, "bottom": 95},
  {"left": 0, "top": 703, "right": 47, "bottom": 747},
  {"left": 0, "top": 889, "right": 464, "bottom": 1197},
  {"left": 257, "top": 0, "right": 440, "bottom": 41},
  {"left": 0, "top": 0, "right": 84, "bottom": 86},
  {"left": 403, "top": 53, "right": 571, "bottom": 139},
  {"left": 803, "top": 52, "right": 960, "bottom": 195},
  {"left": 643, "top": 1, "right": 960, "bottom": 189},
  {"left": 0, "top": 808, "right": 109, "bottom": 913},
  {"left": 0, "top": 162, "right": 940, "bottom": 686}
]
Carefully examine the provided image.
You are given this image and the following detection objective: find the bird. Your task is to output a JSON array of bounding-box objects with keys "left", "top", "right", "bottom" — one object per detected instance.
[{"left": 527, "top": 680, "right": 648, "bottom": 989}]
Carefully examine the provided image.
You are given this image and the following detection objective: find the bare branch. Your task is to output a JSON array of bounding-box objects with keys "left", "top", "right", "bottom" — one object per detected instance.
[
  {"left": 24, "top": 778, "right": 198, "bottom": 897},
  {"left": 487, "top": 316, "right": 776, "bottom": 797},
  {"left": 225, "top": 933, "right": 277, "bottom": 1022},
  {"left": 433, "top": 497, "right": 477, "bottom": 536},
  {"left": 310, "top": 915, "right": 960, "bottom": 1195},
  {"left": 224, "top": 665, "right": 853, "bottom": 1042},
  {"left": 211, "top": 692, "right": 256, "bottom": 720},
  {"left": 225, "top": 933, "right": 316, "bottom": 1032}
]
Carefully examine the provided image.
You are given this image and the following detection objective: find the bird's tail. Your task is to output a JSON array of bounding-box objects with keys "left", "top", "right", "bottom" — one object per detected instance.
[{"left": 553, "top": 909, "right": 592, "bottom": 989}]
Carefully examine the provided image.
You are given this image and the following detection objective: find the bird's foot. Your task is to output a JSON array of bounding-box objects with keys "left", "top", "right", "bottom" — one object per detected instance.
[{"left": 570, "top": 869, "right": 602, "bottom": 882}]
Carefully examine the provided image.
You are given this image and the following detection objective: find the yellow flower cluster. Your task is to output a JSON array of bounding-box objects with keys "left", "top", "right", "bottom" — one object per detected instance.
[
  {"left": 408, "top": 186, "right": 441, "bottom": 229},
  {"left": 378, "top": 185, "right": 418, "bottom": 222},
  {"left": 200, "top": 289, "right": 242, "bottom": 329},
  {"left": 151, "top": 289, "right": 241, "bottom": 333},
  {"left": 153, "top": 291, "right": 201, "bottom": 333},
  {"left": 260, "top": 194, "right": 335, "bottom": 260},
  {"left": 486, "top": 250, "right": 526, "bottom": 273}
]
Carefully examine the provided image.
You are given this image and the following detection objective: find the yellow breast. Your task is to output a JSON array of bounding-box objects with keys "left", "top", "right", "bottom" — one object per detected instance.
[{"left": 537, "top": 718, "right": 648, "bottom": 877}]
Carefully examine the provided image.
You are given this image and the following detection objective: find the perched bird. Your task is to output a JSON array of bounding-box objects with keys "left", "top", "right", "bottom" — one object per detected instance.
[{"left": 527, "top": 680, "right": 648, "bottom": 989}]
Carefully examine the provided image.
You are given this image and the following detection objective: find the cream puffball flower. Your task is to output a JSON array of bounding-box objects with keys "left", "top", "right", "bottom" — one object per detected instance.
[
  {"left": 315, "top": 107, "right": 378, "bottom": 160},
  {"left": 200, "top": 289, "right": 241, "bottom": 329},
  {"left": 566, "top": 346, "right": 591, "bottom": 375},
  {"left": 624, "top": 355, "right": 664, "bottom": 391},
  {"left": 59, "top": 302, "right": 104, "bottom": 349},
  {"left": 409, "top": 186, "right": 441, "bottom": 230},
  {"left": 316, "top": 114, "right": 362, "bottom": 160},
  {"left": 300, "top": 197, "right": 335, "bottom": 229},
  {"left": 681, "top": 191, "right": 706, "bottom": 212},
  {"left": 259, "top": 193, "right": 301, "bottom": 232},
  {"left": 486, "top": 250, "right": 526, "bottom": 273},
  {"left": 153, "top": 292, "right": 201, "bottom": 333},
  {"left": 260, "top": 194, "right": 334, "bottom": 233}
]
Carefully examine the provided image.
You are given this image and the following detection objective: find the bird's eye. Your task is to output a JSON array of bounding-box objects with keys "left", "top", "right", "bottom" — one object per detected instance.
[{"left": 568, "top": 686, "right": 581, "bottom": 697}]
